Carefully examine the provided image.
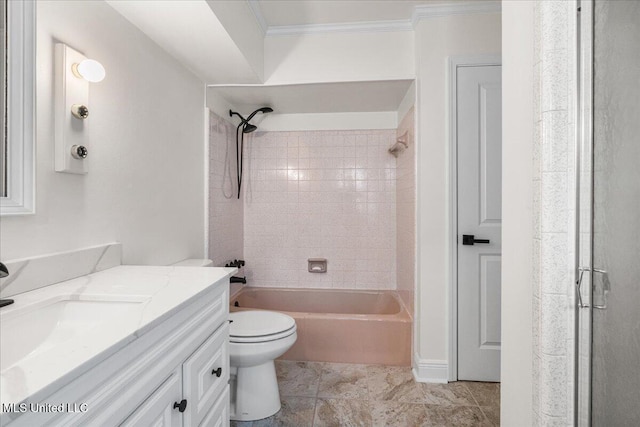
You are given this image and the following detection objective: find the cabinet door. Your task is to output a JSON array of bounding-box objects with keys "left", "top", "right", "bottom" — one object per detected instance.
[
  {"left": 199, "top": 386, "right": 230, "bottom": 427},
  {"left": 121, "top": 369, "right": 183, "bottom": 427},
  {"left": 182, "top": 323, "right": 229, "bottom": 426}
]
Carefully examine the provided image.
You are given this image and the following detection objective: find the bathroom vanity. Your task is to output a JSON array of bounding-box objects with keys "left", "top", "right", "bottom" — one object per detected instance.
[{"left": 0, "top": 266, "right": 234, "bottom": 426}]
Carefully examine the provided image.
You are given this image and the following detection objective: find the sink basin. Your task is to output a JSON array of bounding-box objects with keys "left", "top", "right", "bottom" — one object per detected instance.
[{"left": 0, "top": 296, "right": 147, "bottom": 369}]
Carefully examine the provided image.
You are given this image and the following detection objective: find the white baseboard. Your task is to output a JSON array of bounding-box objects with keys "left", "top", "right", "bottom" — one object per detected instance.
[{"left": 412, "top": 354, "right": 449, "bottom": 383}]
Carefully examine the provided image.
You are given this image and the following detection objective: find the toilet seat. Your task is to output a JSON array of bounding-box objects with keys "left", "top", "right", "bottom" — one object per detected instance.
[
  {"left": 230, "top": 326, "right": 296, "bottom": 343},
  {"left": 229, "top": 311, "right": 297, "bottom": 343}
]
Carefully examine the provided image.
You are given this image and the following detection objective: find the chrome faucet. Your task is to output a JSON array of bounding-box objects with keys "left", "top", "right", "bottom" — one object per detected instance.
[{"left": 0, "top": 262, "right": 14, "bottom": 308}]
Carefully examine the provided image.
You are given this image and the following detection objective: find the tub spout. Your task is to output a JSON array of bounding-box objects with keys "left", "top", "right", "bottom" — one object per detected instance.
[{"left": 230, "top": 276, "right": 247, "bottom": 284}]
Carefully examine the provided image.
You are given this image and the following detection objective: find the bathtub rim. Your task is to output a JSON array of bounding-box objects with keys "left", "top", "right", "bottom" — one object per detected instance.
[{"left": 229, "top": 287, "right": 412, "bottom": 322}]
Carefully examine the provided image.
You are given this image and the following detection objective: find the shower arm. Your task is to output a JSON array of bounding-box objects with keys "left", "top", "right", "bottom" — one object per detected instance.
[
  {"left": 229, "top": 110, "right": 254, "bottom": 134},
  {"left": 229, "top": 110, "right": 248, "bottom": 124},
  {"left": 229, "top": 107, "right": 273, "bottom": 126}
]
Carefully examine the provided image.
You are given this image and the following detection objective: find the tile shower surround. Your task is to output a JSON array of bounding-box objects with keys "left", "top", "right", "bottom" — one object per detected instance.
[
  {"left": 533, "top": 1, "right": 577, "bottom": 425},
  {"left": 242, "top": 129, "right": 397, "bottom": 290},
  {"left": 395, "top": 108, "right": 416, "bottom": 313},
  {"left": 209, "top": 112, "right": 244, "bottom": 269}
]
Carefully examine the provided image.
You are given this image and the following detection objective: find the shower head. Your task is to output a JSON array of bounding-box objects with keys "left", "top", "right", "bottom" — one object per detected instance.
[
  {"left": 231, "top": 106, "right": 273, "bottom": 135},
  {"left": 242, "top": 123, "right": 257, "bottom": 133},
  {"left": 229, "top": 107, "right": 273, "bottom": 132}
]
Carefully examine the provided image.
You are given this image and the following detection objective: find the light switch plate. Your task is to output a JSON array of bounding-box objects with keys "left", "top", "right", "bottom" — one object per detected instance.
[{"left": 54, "top": 44, "right": 89, "bottom": 174}]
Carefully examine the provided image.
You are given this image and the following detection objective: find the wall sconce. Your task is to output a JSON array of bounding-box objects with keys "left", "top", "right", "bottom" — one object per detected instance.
[
  {"left": 54, "top": 43, "right": 105, "bottom": 174},
  {"left": 72, "top": 59, "right": 106, "bottom": 83}
]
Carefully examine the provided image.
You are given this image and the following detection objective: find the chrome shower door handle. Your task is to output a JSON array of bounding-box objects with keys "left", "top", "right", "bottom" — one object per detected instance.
[
  {"left": 576, "top": 267, "right": 609, "bottom": 310},
  {"left": 592, "top": 268, "right": 609, "bottom": 310},
  {"left": 576, "top": 267, "right": 590, "bottom": 308}
]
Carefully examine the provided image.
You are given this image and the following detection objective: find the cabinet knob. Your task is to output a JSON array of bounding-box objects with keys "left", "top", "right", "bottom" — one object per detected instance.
[
  {"left": 173, "top": 399, "right": 187, "bottom": 413},
  {"left": 212, "top": 367, "right": 222, "bottom": 377}
]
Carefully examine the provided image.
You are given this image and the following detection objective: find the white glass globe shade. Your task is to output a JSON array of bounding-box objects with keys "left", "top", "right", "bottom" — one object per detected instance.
[{"left": 76, "top": 59, "right": 106, "bottom": 83}]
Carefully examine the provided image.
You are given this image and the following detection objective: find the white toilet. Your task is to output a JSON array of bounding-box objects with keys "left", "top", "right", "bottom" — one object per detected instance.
[{"left": 229, "top": 310, "right": 297, "bottom": 421}]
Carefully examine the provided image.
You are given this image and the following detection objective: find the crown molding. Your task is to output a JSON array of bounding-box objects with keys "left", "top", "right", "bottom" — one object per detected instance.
[
  {"left": 257, "top": 0, "right": 502, "bottom": 37},
  {"left": 247, "top": 0, "right": 267, "bottom": 36},
  {"left": 411, "top": 1, "right": 501, "bottom": 26},
  {"left": 265, "top": 19, "right": 413, "bottom": 37}
]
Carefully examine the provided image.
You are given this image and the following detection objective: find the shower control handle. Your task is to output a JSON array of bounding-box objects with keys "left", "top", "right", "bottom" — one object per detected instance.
[{"left": 462, "top": 235, "right": 490, "bottom": 245}]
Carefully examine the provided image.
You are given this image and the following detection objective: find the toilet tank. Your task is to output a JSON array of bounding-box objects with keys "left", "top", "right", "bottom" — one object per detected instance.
[{"left": 172, "top": 259, "right": 214, "bottom": 267}]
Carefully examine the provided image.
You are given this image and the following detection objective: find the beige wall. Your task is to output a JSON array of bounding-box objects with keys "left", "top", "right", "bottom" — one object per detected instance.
[
  {"left": 501, "top": 1, "right": 534, "bottom": 424},
  {"left": 414, "top": 13, "right": 502, "bottom": 371},
  {"left": 0, "top": 1, "right": 205, "bottom": 265},
  {"left": 264, "top": 31, "right": 415, "bottom": 84}
]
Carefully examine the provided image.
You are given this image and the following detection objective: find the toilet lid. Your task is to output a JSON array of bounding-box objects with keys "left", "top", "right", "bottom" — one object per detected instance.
[{"left": 229, "top": 311, "right": 296, "bottom": 339}]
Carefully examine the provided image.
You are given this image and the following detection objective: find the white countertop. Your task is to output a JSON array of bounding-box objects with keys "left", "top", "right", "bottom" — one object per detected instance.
[{"left": 0, "top": 265, "right": 235, "bottom": 409}]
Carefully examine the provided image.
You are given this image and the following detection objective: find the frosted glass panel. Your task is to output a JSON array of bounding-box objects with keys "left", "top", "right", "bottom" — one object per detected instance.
[{"left": 591, "top": 1, "right": 640, "bottom": 425}]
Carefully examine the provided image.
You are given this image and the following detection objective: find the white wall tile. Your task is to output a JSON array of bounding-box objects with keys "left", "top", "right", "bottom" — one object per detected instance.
[
  {"left": 541, "top": 49, "right": 569, "bottom": 112},
  {"left": 539, "top": 354, "right": 568, "bottom": 417},
  {"left": 541, "top": 0, "right": 569, "bottom": 53},
  {"left": 540, "top": 233, "right": 569, "bottom": 295},
  {"left": 534, "top": 0, "right": 578, "bottom": 424},
  {"left": 542, "top": 111, "right": 569, "bottom": 173},
  {"left": 541, "top": 172, "right": 568, "bottom": 233},
  {"left": 540, "top": 293, "right": 568, "bottom": 356},
  {"left": 243, "top": 129, "right": 397, "bottom": 290}
]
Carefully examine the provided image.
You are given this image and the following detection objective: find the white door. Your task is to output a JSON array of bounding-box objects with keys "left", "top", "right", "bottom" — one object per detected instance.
[{"left": 456, "top": 64, "right": 502, "bottom": 382}]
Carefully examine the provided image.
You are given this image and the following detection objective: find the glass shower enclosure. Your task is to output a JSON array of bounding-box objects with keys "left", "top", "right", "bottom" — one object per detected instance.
[{"left": 576, "top": 0, "right": 640, "bottom": 425}]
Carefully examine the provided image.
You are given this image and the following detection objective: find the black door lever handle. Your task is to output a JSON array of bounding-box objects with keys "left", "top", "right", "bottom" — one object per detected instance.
[{"left": 462, "top": 234, "right": 490, "bottom": 245}]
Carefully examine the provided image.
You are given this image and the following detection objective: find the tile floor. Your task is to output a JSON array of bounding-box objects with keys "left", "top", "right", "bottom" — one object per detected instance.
[{"left": 231, "top": 361, "right": 500, "bottom": 427}]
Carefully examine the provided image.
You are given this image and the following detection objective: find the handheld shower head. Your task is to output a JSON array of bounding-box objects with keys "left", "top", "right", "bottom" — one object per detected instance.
[
  {"left": 228, "top": 106, "right": 275, "bottom": 199},
  {"left": 245, "top": 107, "right": 274, "bottom": 122}
]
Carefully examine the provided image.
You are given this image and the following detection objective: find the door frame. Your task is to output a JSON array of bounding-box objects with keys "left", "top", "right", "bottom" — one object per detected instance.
[{"left": 448, "top": 55, "right": 502, "bottom": 382}]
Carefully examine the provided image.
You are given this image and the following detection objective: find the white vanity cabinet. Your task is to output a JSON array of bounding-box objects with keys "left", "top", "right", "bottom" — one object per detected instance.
[
  {"left": 122, "top": 322, "right": 230, "bottom": 427},
  {"left": 4, "top": 277, "right": 231, "bottom": 427},
  {"left": 122, "top": 323, "right": 230, "bottom": 427}
]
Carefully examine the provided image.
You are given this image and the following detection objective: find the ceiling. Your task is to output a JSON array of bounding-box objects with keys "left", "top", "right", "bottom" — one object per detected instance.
[
  {"left": 106, "top": 0, "right": 261, "bottom": 84},
  {"left": 255, "top": 0, "right": 487, "bottom": 27}
]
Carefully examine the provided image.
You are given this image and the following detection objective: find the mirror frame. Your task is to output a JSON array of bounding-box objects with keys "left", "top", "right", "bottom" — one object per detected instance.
[{"left": 0, "top": 0, "right": 35, "bottom": 215}]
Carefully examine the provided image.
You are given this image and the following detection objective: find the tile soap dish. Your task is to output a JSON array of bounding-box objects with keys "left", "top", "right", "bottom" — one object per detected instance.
[{"left": 308, "top": 258, "right": 327, "bottom": 273}]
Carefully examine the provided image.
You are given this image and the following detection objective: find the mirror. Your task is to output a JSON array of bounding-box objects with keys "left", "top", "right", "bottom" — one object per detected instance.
[
  {"left": 1, "top": 0, "right": 6, "bottom": 198},
  {"left": 0, "top": 0, "right": 35, "bottom": 215}
]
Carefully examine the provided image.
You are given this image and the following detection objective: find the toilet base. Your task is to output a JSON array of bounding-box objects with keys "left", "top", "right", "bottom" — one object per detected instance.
[{"left": 231, "top": 361, "right": 281, "bottom": 421}]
